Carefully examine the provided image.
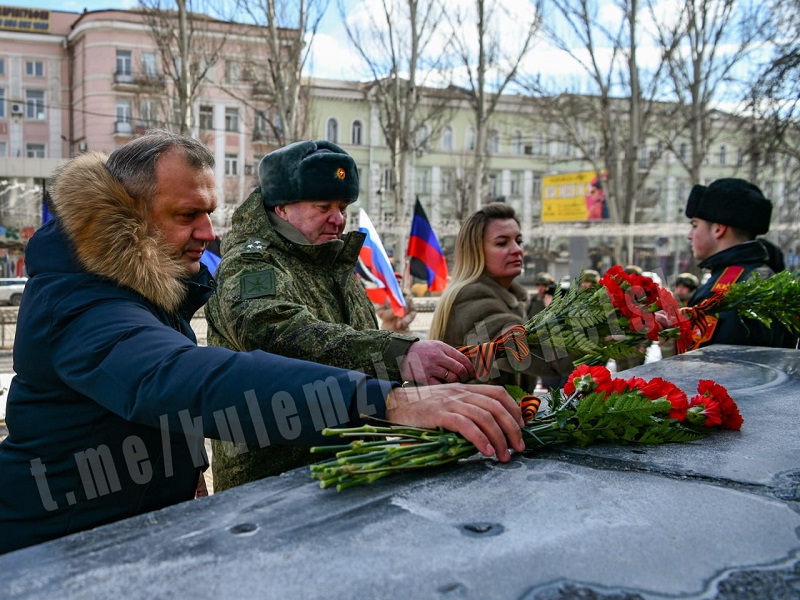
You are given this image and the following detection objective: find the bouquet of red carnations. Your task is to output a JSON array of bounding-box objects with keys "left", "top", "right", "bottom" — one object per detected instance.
[
  {"left": 524, "top": 266, "right": 800, "bottom": 366},
  {"left": 310, "top": 365, "right": 743, "bottom": 491}
]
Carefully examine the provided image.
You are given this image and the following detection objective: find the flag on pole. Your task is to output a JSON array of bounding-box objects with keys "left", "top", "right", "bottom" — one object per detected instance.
[
  {"left": 200, "top": 236, "right": 222, "bottom": 275},
  {"left": 357, "top": 209, "right": 406, "bottom": 317},
  {"left": 42, "top": 189, "right": 54, "bottom": 226},
  {"left": 406, "top": 198, "right": 448, "bottom": 292}
]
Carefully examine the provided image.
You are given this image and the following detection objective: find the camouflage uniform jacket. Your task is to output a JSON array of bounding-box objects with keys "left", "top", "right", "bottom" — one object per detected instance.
[{"left": 205, "top": 189, "right": 417, "bottom": 488}]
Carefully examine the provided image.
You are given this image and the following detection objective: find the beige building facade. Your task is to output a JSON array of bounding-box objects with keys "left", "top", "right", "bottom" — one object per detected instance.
[{"left": 1, "top": 5, "right": 796, "bottom": 279}]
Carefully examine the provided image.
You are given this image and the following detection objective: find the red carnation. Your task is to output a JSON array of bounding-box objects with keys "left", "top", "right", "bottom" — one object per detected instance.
[
  {"left": 688, "top": 395, "right": 723, "bottom": 427},
  {"left": 696, "top": 380, "right": 743, "bottom": 430},
  {"left": 640, "top": 377, "right": 689, "bottom": 421},
  {"left": 564, "top": 364, "right": 612, "bottom": 395},
  {"left": 600, "top": 267, "right": 661, "bottom": 340}
]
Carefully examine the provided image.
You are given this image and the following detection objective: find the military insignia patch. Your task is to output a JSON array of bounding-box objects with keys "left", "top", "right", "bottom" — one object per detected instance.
[
  {"left": 336, "top": 167, "right": 346, "bottom": 180},
  {"left": 241, "top": 269, "right": 276, "bottom": 299},
  {"left": 241, "top": 238, "right": 269, "bottom": 258}
]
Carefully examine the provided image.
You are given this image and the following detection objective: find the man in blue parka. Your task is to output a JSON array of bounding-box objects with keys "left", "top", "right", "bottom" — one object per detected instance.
[{"left": 0, "top": 131, "right": 524, "bottom": 555}]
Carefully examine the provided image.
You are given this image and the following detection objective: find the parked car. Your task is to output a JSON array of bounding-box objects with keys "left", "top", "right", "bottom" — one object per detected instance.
[{"left": 0, "top": 278, "right": 28, "bottom": 307}]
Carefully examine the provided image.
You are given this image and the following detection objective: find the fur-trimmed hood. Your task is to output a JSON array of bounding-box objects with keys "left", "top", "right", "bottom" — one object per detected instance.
[{"left": 46, "top": 151, "right": 187, "bottom": 312}]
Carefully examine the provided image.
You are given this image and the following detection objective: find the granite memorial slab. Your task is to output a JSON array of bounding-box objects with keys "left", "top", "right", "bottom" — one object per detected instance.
[{"left": 3, "top": 345, "right": 799, "bottom": 599}]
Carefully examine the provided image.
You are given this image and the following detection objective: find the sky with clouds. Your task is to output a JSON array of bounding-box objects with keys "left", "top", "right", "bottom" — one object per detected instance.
[
  {"left": 3, "top": 0, "right": 587, "bottom": 83},
  {"left": 3, "top": 0, "right": 758, "bottom": 105},
  {"left": 4, "top": 0, "right": 364, "bottom": 80}
]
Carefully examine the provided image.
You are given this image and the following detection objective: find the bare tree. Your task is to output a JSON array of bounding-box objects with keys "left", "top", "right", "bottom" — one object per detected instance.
[
  {"left": 138, "top": 0, "right": 231, "bottom": 135},
  {"left": 746, "top": 0, "right": 800, "bottom": 252},
  {"left": 520, "top": 0, "right": 669, "bottom": 266},
  {"left": 651, "top": 0, "right": 766, "bottom": 184},
  {"left": 340, "top": 0, "right": 452, "bottom": 223},
  {"left": 444, "top": 0, "right": 541, "bottom": 213},
  {"left": 233, "top": 0, "right": 328, "bottom": 145}
]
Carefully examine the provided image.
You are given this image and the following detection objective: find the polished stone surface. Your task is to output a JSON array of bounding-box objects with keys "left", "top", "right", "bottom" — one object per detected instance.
[{"left": 3, "top": 345, "right": 800, "bottom": 599}]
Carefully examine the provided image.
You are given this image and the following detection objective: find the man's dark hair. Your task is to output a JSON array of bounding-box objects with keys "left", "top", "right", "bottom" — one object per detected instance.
[{"left": 105, "top": 129, "right": 215, "bottom": 206}]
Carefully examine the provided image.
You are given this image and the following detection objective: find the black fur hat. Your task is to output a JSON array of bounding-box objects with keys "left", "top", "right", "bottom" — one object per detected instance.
[
  {"left": 685, "top": 178, "right": 772, "bottom": 235},
  {"left": 259, "top": 140, "right": 359, "bottom": 208}
]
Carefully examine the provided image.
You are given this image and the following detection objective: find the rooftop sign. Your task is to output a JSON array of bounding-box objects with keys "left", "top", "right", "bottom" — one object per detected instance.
[{"left": 0, "top": 6, "right": 50, "bottom": 33}]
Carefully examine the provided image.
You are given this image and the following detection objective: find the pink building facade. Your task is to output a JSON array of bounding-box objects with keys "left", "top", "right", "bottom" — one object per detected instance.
[{"left": 0, "top": 5, "right": 283, "bottom": 263}]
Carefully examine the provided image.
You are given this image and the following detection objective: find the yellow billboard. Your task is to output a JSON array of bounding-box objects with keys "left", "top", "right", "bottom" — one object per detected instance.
[
  {"left": 0, "top": 6, "right": 51, "bottom": 33},
  {"left": 542, "top": 171, "right": 607, "bottom": 222}
]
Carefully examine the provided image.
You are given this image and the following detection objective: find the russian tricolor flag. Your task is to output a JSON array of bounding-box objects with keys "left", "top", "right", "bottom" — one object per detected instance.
[
  {"left": 357, "top": 209, "right": 406, "bottom": 317},
  {"left": 406, "top": 198, "right": 448, "bottom": 292}
]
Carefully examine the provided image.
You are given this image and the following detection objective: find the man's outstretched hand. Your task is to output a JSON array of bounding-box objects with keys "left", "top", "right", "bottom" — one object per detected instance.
[{"left": 385, "top": 383, "right": 525, "bottom": 462}]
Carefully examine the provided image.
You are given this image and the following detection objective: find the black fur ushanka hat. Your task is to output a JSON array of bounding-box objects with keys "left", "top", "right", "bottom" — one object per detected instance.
[
  {"left": 685, "top": 178, "right": 772, "bottom": 235},
  {"left": 259, "top": 140, "right": 359, "bottom": 208}
]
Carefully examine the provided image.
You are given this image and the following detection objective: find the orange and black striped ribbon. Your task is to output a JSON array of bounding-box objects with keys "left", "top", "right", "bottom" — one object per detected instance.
[
  {"left": 675, "top": 292, "right": 726, "bottom": 354},
  {"left": 520, "top": 395, "right": 542, "bottom": 422},
  {"left": 457, "top": 324, "right": 530, "bottom": 380}
]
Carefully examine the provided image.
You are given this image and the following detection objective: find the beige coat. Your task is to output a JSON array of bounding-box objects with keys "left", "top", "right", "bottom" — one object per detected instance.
[{"left": 440, "top": 272, "right": 569, "bottom": 389}]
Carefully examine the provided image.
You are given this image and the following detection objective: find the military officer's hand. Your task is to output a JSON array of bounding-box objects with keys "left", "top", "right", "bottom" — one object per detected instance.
[
  {"left": 385, "top": 383, "right": 525, "bottom": 462},
  {"left": 400, "top": 340, "right": 475, "bottom": 385}
]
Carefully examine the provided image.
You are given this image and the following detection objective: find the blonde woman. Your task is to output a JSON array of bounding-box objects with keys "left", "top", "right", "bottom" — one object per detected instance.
[{"left": 429, "top": 203, "right": 572, "bottom": 389}]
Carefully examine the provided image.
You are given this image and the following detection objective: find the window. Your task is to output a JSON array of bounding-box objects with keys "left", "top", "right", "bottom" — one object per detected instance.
[
  {"left": 465, "top": 127, "right": 475, "bottom": 151},
  {"left": 225, "top": 61, "right": 240, "bottom": 84},
  {"left": 141, "top": 52, "right": 157, "bottom": 77},
  {"left": 488, "top": 130, "right": 499, "bottom": 154},
  {"left": 0, "top": 142, "right": 7, "bottom": 157},
  {"left": 139, "top": 100, "right": 157, "bottom": 128},
  {"left": 488, "top": 173, "right": 498, "bottom": 198},
  {"left": 719, "top": 145, "right": 726, "bottom": 166},
  {"left": 326, "top": 118, "right": 338, "bottom": 143},
  {"left": 639, "top": 143, "right": 648, "bottom": 168},
  {"left": 225, "top": 107, "right": 239, "bottom": 132},
  {"left": 351, "top": 120, "right": 363, "bottom": 145},
  {"left": 442, "top": 170, "right": 453, "bottom": 194},
  {"left": 532, "top": 132, "right": 544, "bottom": 156},
  {"left": 510, "top": 172, "right": 520, "bottom": 196},
  {"left": 382, "top": 168, "right": 394, "bottom": 192},
  {"left": 0, "top": 59, "right": 4, "bottom": 76},
  {"left": 254, "top": 110, "right": 270, "bottom": 140},
  {"left": 589, "top": 136, "right": 598, "bottom": 157},
  {"left": 416, "top": 125, "right": 429, "bottom": 151},
  {"left": 511, "top": 131, "right": 522, "bottom": 155},
  {"left": 677, "top": 180, "right": 688, "bottom": 215},
  {"left": 116, "top": 50, "right": 132, "bottom": 76},
  {"left": 199, "top": 57, "right": 214, "bottom": 82},
  {"left": 26, "top": 143, "right": 45, "bottom": 158},
  {"left": 225, "top": 154, "right": 239, "bottom": 176},
  {"left": 25, "top": 60, "right": 44, "bottom": 77},
  {"left": 116, "top": 100, "right": 132, "bottom": 133},
  {"left": 116, "top": 100, "right": 131, "bottom": 123},
  {"left": 416, "top": 168, "right": 429, "bottom": 194},
  {"left": 0, "top": 89, "right": 4, "bottom": 118},
  {"left": 26, "top": 90, "right": 45, "bottom": 119},
  {"left": 441, "top": 126, "right": 453, "bottom": 151},
  {"left": 679, "top": 143, "right": 687, "bottom": 160},
  {"left": 199, "top": 105, "right": 213, "bottom": 130}
]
